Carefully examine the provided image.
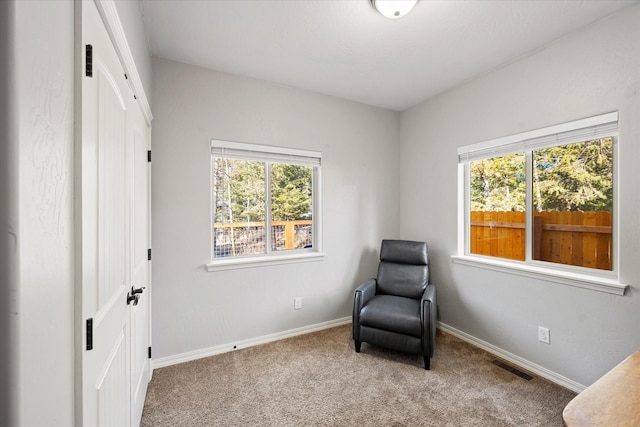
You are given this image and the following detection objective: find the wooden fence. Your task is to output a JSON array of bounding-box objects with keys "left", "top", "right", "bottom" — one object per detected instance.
[
  {"left": 470, "top": 211, "right": 612, "bottom": 271},
  {"left": 213, "top": 220, "right": 313, "bottom": 257}
]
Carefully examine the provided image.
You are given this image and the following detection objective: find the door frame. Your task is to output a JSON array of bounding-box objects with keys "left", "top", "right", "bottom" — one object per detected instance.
[{"left": 74, "top": 1, "right": 153, "bottom": 425}]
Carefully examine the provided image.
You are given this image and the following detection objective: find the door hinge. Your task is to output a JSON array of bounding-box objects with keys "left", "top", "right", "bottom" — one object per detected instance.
[
  {"left": 85, "top": 45, "right": 93, "bottom": 77},
  {"left": 86, "top": 318, "right": 93, "bottom": 351},
  {"left": 147, "top": 150, "right": 151, "bottom": 162},
  {"left": 148, "top": 248, "right": 152, "bottom": 261},
  {"left": 148, "top": 346, "right": 152, "bottom": 359}
]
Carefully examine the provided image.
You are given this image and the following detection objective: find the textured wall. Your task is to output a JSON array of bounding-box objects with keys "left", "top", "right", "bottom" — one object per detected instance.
[
  {"left": 151, "top": 57, "right": 400, "bottom": 360},
  {"left": 399, "top": 4, "right": 640, "bottom": 387},
  {"left": 15, "top": 1, "right": 75, "bottom": 425}
]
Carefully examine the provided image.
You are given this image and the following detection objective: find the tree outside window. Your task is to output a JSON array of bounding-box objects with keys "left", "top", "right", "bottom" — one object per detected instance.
[
  {"left": 469, "top": 137, "right": 613, "bottom": 271},
  {"left": 212, "top": 157, "right": 315, "bottom": 259}
]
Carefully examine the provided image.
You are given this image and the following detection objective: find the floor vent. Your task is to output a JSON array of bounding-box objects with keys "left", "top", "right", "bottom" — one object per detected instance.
[{"left": 493, "top": 360, "right": 534, "bottom": 381}]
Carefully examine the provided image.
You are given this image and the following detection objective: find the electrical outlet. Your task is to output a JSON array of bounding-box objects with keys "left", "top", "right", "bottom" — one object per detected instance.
[
  {"left": 294, "top": 297, "right": 302, "bottom": 310},
  {"left": 538, "top": 326, "right": 550, "bottom": 344}
]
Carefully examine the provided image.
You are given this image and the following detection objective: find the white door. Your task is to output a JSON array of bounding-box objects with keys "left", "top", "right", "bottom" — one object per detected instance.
[
  {"left": 129, "top": 103, "right": 151, "bottom": 426},
  {"left": 80, "top": 2, "right": 151, "bottom": 426}
]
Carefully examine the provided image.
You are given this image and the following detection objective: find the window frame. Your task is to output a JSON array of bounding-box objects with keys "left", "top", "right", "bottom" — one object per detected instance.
[
  {"left": 207, "top": 139, "right": 324, "bottom": 272},
  {"left": 452, "top": 112, "right": 627, "bottom": 295}
]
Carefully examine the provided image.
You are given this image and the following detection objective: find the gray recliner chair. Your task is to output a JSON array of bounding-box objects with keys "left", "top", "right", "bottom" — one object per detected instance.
[{"left": 352, "top": 239, "right": 437, "bottom": 370}]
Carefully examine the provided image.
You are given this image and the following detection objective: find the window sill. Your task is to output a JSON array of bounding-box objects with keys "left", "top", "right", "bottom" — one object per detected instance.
[
  {"left": 206, "top": 252, "right": 326, "bottom": 272},
  {"left": 450, "top": 255, "right": 627, "bottom": 296}
]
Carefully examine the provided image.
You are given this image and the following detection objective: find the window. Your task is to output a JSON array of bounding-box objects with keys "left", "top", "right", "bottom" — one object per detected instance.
[
  {"left": 455, "top": 112, "right": 623, "bottom": 293},
  {"left": 208, "top": 140, "right": 322, "bottom": 270}
]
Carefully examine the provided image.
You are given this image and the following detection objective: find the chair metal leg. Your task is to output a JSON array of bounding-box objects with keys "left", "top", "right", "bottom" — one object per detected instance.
[
  {"left": 424, "top": 356, "right": 430, "bottom": 370},
  {"left": 355, "top": 340, "right": 361, "bottom": 353}
]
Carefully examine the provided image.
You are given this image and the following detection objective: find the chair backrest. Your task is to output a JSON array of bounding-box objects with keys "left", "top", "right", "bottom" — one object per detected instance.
[{"left": 376, "top": 239, "right": 429, "bottom": 299}]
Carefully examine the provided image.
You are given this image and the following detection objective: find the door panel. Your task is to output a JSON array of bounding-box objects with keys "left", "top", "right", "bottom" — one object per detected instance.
[
  {"left": 97, "top": 332, "right": 128, "bottom": 427},
  {"left": 80, "top": 1, "right": 149, "bottom": 425},
  {"left": 130, "top": 114, "right": 151, "bottom": 426},
  {"left": 97, "top": 63, "right": 127, "bottom": 312}
]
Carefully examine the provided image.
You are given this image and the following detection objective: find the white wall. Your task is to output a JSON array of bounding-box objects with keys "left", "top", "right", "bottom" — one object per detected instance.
[
  {"left": 399, "top": 4, "right": 640, "bottom": 387},
  {"left": 15, "top": 1, "right": 75, "bottom": 425},
  {"left": 151, "top": 57, "right": 399, "bottom": 359}
]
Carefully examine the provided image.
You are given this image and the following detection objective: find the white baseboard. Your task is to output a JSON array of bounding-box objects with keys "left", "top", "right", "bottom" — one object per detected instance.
[
  {"left": 152, "top": 317, "right": 351, "bottom": 370},
  {"left": 152, "top": 317, "right": 586, "bottom": 393},
  {"left": 437, "top": 322, "right": 586, "bottom": 393}
]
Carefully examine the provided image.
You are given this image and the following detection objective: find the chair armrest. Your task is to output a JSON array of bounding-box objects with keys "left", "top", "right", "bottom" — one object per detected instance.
[
  {"left": 421, "top": 284, "right": 437, "bottom": 357},
  {"left": 355, "top": 278, "right": 377, "bottom": 305},
  {"left": 421, "top": 283, "right": 436, "bottom": 306},
  {"left": 353, "top": 279, "right": 377, "bottom": 341}
]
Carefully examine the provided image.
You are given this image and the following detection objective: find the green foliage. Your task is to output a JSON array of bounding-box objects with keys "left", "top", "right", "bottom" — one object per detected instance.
[
  {"left": 470, "top": 138, "right": 613, "bottom": 213},
  {"left": 533, "top": 138, "right": 612, "bottom": 212},
  {"left": 271, "top": 163, "right": 312, "bottom": 221},
  {"left": 213, "top": 158, "right": 265, "bottom": 223},
  {"left": 470, "top": 153, "right": 526, "bottom": 211},
  {"left": 213, "top": 158, "right": 312, "bottom": 223}
]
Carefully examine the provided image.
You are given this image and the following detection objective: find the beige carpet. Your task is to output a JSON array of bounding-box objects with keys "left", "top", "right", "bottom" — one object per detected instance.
[{"left": 141, "top": 325, "right": 576, "bottom": 426}]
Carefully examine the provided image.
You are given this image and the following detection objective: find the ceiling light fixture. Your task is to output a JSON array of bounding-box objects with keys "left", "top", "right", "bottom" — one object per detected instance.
[{"left": 371, "top": 0, "right": 418, "bottom": 19}]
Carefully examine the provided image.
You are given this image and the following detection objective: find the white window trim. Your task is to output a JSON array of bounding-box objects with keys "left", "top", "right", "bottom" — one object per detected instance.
[
  {"left": 208, "top": 139, "right": 323, "bottom": 270},
  {"left": 457, "top": 111, "right": 619, "bottom": 162},
  {"left": 451, "top": 255, "right": 626, "bottom": 295},
  {"left": 454, "top": 112, "right": 628, "bottom": 296},
  {"left": 206, "top": 251, "right": 326, "bottom": 272}
]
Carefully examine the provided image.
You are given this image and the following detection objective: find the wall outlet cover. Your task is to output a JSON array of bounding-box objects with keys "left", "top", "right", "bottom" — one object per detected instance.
[{"left": 538, "top": 326, "right": 550, "bottom": 344}]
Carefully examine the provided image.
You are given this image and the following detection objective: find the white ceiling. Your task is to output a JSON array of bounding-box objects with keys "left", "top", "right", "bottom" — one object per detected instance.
[{"left": 140, "top": 0, "right": 637, "bottom": 111}]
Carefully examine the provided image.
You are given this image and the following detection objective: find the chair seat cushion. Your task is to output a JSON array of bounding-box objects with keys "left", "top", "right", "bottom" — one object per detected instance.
[{"left": 359, "top": 295, "right": 421, "bottom": 338}]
